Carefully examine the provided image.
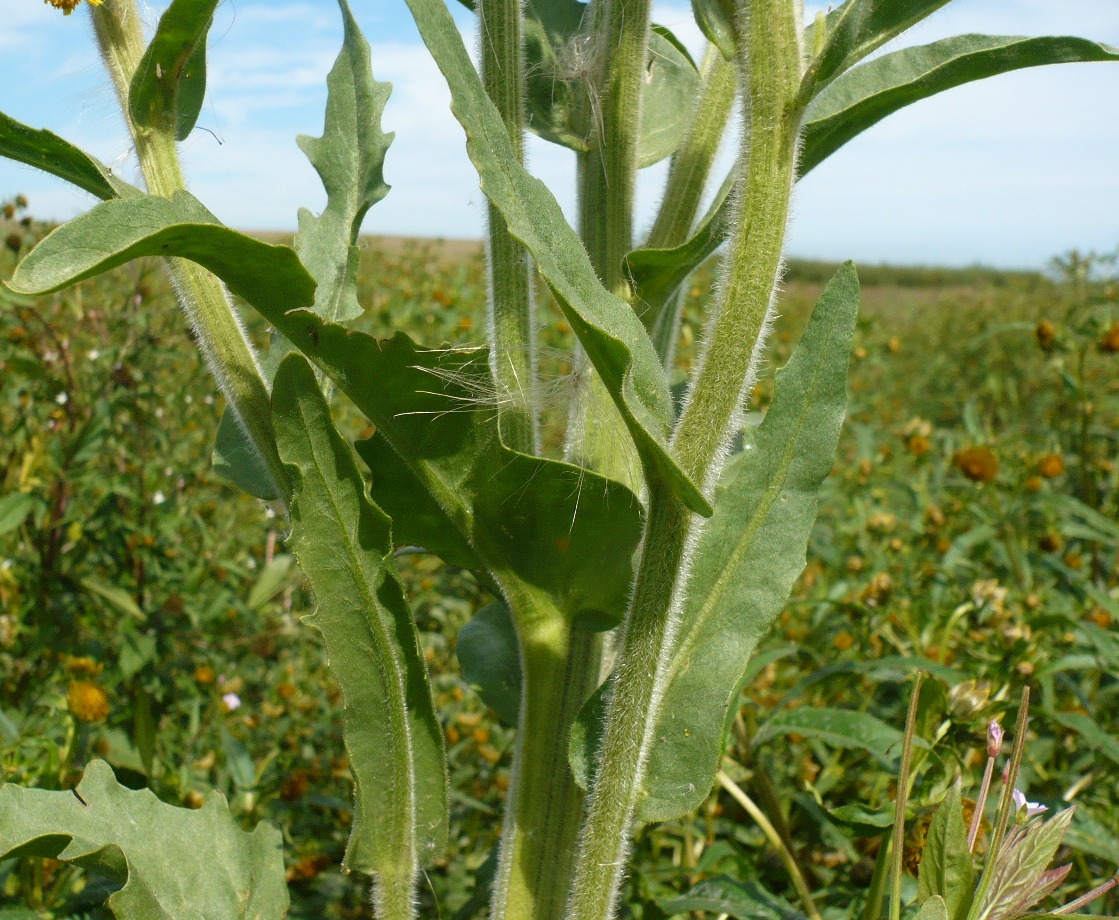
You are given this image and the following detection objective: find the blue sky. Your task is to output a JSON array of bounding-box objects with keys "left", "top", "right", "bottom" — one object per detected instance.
[{"left": 1, "top": 0, "right": 1117, "bottom": 268}]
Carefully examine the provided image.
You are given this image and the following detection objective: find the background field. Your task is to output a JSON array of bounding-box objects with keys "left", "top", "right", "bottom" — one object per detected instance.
[{"left": 1, "top": 197, "right": 1117, "bottom": 918}]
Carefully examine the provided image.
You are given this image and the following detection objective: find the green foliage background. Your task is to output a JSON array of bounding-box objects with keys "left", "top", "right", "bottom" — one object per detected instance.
[{"left": 1, "top": 198, "right": 1117, "bottom": 918}]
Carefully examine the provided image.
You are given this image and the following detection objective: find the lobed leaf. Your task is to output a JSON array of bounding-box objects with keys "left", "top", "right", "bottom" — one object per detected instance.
[
  {"left": 635, "top": 264, "right": 860, "bottom": 822},
  {"left": 918, "top": 784, "right": 976, "bottom": 920},
  {"left": 294, "top": 0, "right": 393, "bottom": 323},
  {"left": 272, "top": 354, "right": 448, "bottom": 874},
  {"left": 403, "top": 0, "right": 711, "bottom": 516},
  {"left": 801, "top": 34, "right": 1119, "bottom": 175},
  {"left": 0, "top": 111, "right": 138, "bottom": 201},
  {"left": 0, "top": 759, "right": 288, "bottom": 919},
  {"left": 129, "top": 0, "right": 218, "bottom": 141}
]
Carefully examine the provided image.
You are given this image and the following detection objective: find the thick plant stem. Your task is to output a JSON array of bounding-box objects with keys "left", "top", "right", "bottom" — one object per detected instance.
[
  {"left": 479, "top": 0, "right": 538, "bottom": 454},
  {"left": 566, "top": 2, "right": 803, "bottom": 917},
  {"left": 477, "top": 0, "right": 598, "bottom": 915},
  {"left": 491, "top": 616, "right": 603, "bottom": 920},
  {"left": 89, "top": 0, "right": 288, "bottom": 502},
  {"left": 564, "top": 0, "right": 653, "bottom": 493},
  {"left": 643, "top": 46, "right": 737, "bottom": 362}
]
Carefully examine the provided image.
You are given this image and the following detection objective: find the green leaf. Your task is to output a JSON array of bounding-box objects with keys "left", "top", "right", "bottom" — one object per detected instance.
[
  {"left": 805, "top": 0, "right": 953, "bottom": 95},
  {"left": 801, "top": 35, "right": 1119, "bottom": 176},
  {"left": 81, "top": 578, "right": 145, "bottom": 622},
  {"left": 272, "top": 353, "right": 448, "bottom": 875},
  {"left": 457, "top": 602, "right": 522, "bottom": 726},
  {"left": 221, "top": 727, "right": 257, "bottom": 792},
  {"left": 753, "top": 706, "right": 908, "bottom": 762},
  {"left": 0, "top": 492, "right": 39, "bottom": 536},
  {"left": 523, "top": 0, "right": 701, "bottom": 167},
  {"left": 0, "top": 111, "right": 137, "bottom": 201},
  {"left": 691, "top": 0, "right": 736, "bottom": 61},
  {"left": 295, "top": 0, "right": 393, "bottom": 323},
  {"left": 213, "top": 409, "right": 281, "bottom": 501},
  {"left": 635, "top": 264, "right": 860, "bottom": 822},
  {"left": 129, "top": 0, "right": 218, "bottom": 141},
  {"left": 915, "top": 895, "right": 949, "bottom": 920},
  {"left": 6, "top": 191, "right": 316, "bottom": 315},
  {"left": 660, "top": 877, "right": 808, "bottom": 920},
  {"left": 979, "top": 808, "right": 1075, "bottom": 920},
  {"left": 1051, "top": 712, "right": 1119, "bottom": 768},
  {"left": 629, "top": 34, "right": 1119, "bottom": 306},
  {"left": 0, "top": 759, "right": 288, "bottom": 919},
  {"left": 246, "top": 553, "right": 297, "bottom": 611},
  {"left": 918, "top": 785, "right": 975, "bottom": 920},
  {"left": 403, "top": 0, "right": 711, "bottom": 517}
]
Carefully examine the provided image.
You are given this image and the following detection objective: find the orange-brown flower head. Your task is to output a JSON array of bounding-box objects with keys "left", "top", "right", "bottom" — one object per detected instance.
[
  {"left": 67, "top": 680, "right": 110, "bottom": 722},
  {"left": 907, "top": 434, "right": 931, "bottom": 457},
  {"left": 1035, "top": 319, "right": 1057, "bottom": 351},
  {"left": 1100, "top": 322, "right": 1119, "bottom": 354},
  {"left": 1037, "top": 454, "right": 1065, "bottom": 479},
  {"left": 953, "top": 446, "right": 999, "bottom": 483}
]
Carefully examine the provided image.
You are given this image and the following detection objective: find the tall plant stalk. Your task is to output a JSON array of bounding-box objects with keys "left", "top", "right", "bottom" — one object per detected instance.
[{"left": 567, "top": 1, "right": 804, "bottom": 917}]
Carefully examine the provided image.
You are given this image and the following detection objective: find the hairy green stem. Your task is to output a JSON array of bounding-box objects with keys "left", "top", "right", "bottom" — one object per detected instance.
[
  {"left": 89, "top": 0, "right": 288, "bottom": 503},
  {"left": 479, "top": 0, "right": 538, "bottom": 455},
  {"left": 566, "top": 2, "right": 803, "bottom": 917},
  {"left": 890, "top": 673, "right": 924, "bottom": 920},
  {"left": 643, "top": 46, "right": 737, "bottom": 362},
  {"left": 564, "top": 0, "right": 654, "bottom": 493},
  {"left": 491, "top": 617, "right": 603, "bottom": 920}
]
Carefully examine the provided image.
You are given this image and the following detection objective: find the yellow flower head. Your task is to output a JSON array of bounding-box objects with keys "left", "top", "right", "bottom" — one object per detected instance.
[
  {"left": 67, "top": 680, "right": 110, "bottom": 722},
  {"left": 43, "top": 0, "right": 102, "bottom": 14},
  {"left": 64, "top": 655, "right": 103, "bottom": 677}
]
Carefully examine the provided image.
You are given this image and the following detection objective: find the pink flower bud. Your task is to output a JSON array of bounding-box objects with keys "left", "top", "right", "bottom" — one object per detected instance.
[{"left": 987, "top": 720, "right": 1004, "bottom": 757}]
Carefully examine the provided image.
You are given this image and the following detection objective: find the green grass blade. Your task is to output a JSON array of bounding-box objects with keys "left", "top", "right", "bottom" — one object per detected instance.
[
  {"left": 0, "top": 760, "right": 288, "bottom": 919},
  {"left": 0, "top": 111, "right": 139, "bottom": 201},
  {"left": 635, "top": 264, "right": 859, "bottom": 822},
  {"left": 272, "top": 354, "right": 448, "bottom": 902},
  {"left": 128, "top": 0, "right": 219, "bottom": 141},
  {"left": 402, "top": 0, "right": 711, "bottom": 516},
  {"left": 801, "top": 34, "right": 1119, "bottom": 176},
  {"left": 295, "top": 0, "right": 393, "bottom": 323}
]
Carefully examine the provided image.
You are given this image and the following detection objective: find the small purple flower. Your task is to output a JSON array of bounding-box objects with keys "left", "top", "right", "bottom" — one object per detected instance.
[{"left": 1012, "top": 787, "right": 1048, "bottom": 818}]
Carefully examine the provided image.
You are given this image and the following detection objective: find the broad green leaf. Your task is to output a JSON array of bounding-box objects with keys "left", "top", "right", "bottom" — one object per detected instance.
[
  {"left": 660, "top": 877, "right": 807, "bottom": 920},
  {"left": 0, "top": 492, "right": 39, "bottom": 536},
  {"left": 915, "top": 895, "right": 950, "bottom": 920},
  {"left": 351, "top": 336, "right": 643, "bottom": 628},
  {"left": 523, "top": 0, "right": 701, "bottom": 166},
  {"left": 295, "top": 0, "right": 393, "bottom": 323},
  {"left": 129, "top": 0, "right": 218, "bottom": 140},
  {"left": 457, "top": 601, "right": 522, "bottom": 725},
  {"left": 0, "top": 759, "right": 288, "bottom": 919},
  {"left": 918, "top": 785, "right": 975, "bottom": 920},
  {"left": 801, "top": 35, "right": 1119, "bottom": 176},
  {"left": 0, "top": 112, "right": 137, "bottom": 201},
  {"left": 1052, "top": 712, "right": 1119, "bottom": 768},
  {"left": 81, "top": 577, "right": 145, "bottom": 622},
  {"left": 6, "top": 191, "right": 316, "bottom": 315},
  {"left": 753, "top": 706, "right": 907, "bottom": 762},
  {"left": 636, "top": 264, "right": 860, "bottom": 822},
  {"left": 628, "top": 34, "right": 1119, "bottom": 311},
  {"left": 805, "top": 0, "right": 952, "bottom": 96},
  {"left": 1065, "top": 808, "right": 1119, "bottom": 864},
  {"left": 272, "top": 354, "right": 448, "bottom": 873},
  {"left": 404, "top": 0, "right": 711, "bottom": 516},
  {"left": 221, "top": 727, "right": 257, "bottom": 792}
]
